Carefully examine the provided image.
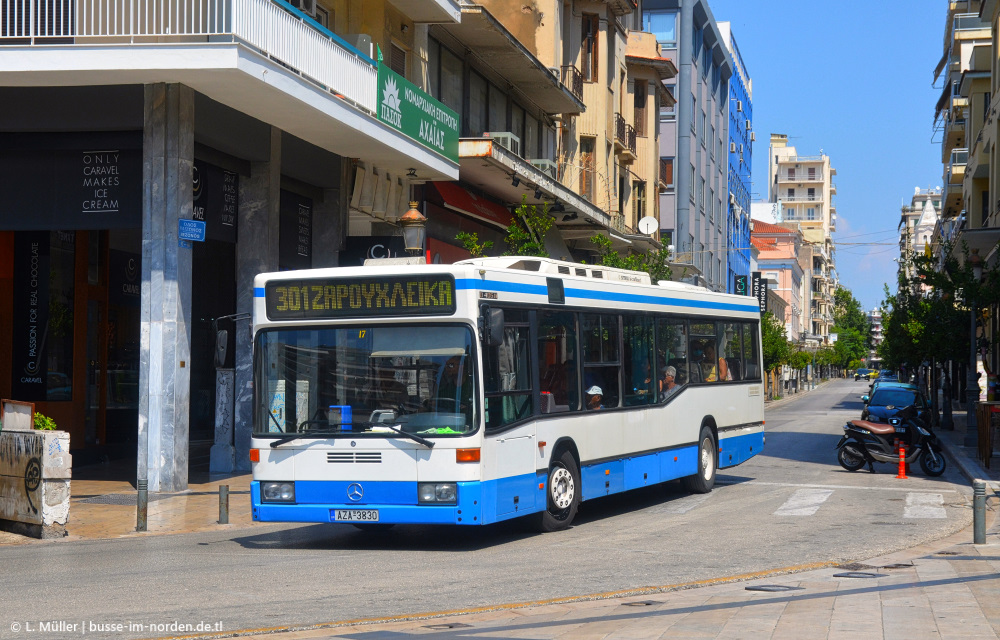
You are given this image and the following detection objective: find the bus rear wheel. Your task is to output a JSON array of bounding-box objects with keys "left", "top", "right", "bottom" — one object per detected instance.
[
  {"left": 536, "top": 450, "right": 580, "bottom": 532},
  {"left": 682, "top": 427, "right": 716, "bottom": 494}
]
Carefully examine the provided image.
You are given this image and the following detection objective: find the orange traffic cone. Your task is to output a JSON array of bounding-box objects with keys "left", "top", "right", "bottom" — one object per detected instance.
[{"left": 895, "top": 440, "right": 908, "bottom": 479}]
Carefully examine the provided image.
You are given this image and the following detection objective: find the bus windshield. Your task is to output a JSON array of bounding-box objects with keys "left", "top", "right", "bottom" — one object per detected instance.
[{"left": 254, "top": 324, "right": 478, "bottom": 438}]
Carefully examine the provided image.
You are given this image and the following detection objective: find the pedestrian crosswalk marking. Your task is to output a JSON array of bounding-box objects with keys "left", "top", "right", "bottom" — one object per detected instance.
[
  {"left": 774, "top": 489, "right": 834, "bottom": 516},
  {"left": 904, "top": 493, "right": 947, "bottom": 519},
  {"left": 652, "top": 493, "right": 712, "bottom": 515}
]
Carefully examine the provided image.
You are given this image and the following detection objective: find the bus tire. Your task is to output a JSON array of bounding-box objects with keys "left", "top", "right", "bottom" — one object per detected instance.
[
  {"left": 537, "top": 449, "right": 580, "bottom": 532},
  {"left": 682, "top": 426, "right": 716, "bottom": 494}
]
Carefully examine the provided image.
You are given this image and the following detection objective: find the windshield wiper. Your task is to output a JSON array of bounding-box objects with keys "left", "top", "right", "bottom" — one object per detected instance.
[
  {"left": 269, "top": 428, "right": 345, "bottom": 448},
  {"left": 369, "top": 423, "right": 435, "bottom": 448}
]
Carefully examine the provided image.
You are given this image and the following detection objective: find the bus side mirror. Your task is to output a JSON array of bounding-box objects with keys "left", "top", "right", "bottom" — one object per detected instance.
[
  {"left": 480, "top": 306, "right": 504, "bottom": 347},
  {"left": 215, "top": 329, "right": 229, "bottom": 369}
]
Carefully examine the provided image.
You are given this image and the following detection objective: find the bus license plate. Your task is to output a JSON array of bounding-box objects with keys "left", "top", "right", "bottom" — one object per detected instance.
[{"left": 333, "top": 509, "right": 379, "bottom": 522}]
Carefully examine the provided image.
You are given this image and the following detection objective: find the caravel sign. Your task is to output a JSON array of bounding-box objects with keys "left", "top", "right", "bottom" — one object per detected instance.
[{"left": 377, "top": 63, "right": 459, "bottom": 164}]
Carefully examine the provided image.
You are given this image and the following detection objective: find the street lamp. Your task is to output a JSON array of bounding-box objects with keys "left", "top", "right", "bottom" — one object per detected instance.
[
  {"left": 965, "top": 248, "right": 984, "bottom": 448},
  {"left": 399, "top": 201, "right": 427, "bottom": 257}
]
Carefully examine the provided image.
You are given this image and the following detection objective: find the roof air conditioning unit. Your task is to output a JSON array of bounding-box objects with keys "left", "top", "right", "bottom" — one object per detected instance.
[
  {"left": 530, "top": 159, "right": 558, "bottom": 179},
  {"left": 486, "top": 131, "right": 521, "bottom": 157},
  {"left": 730, "top": 142, "right": 736, "bottom": 153}
]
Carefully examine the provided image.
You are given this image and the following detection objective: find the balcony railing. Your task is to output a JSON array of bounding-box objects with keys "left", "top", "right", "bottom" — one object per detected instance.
[
  {"left": 658, "top": 157, "right": 673, "bottom": 191},
  {"left": 1, "top": 0, "right": 378, "bottom": 113},
  {"left": 624, "top": 123, "right": 636, "bottom": 155},
  {"left": 560, "top": 65, "right": 583, "bottom": 101},
  {"left": 778, "top": 172, "right": 823, "bottom": 182},
  {"left": 782, "top": 195, "right": 823, "bottom": 202},
  {"left": 614, "top": 112, "right": 626, "bottom": 146}
]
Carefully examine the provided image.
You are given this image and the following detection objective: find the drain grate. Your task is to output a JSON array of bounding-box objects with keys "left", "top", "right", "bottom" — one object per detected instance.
[
  {"left": 623, "top": 600, "right": 662, "bottom": 607},
  {"left": 77, "top": 494, "right": 170, "bottom": 505},
  {"left": 881, "top": 563, "right": 914, "bottom": 570},
  {"left": 833, "top": 572, "right": 886, "bottom": 579},
  {"left": 745, "top": 585, "right": 804, "bottom": 592}
]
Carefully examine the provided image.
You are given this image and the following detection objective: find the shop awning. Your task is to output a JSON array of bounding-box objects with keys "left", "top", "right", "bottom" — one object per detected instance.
[{"left": 430, "top": 181, "right": 513, "bottom": 229}]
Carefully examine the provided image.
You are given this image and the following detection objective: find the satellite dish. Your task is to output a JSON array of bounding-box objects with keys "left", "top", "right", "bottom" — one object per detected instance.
[{"left": 638, "top": 216, "right": 657, "bottom": 235}]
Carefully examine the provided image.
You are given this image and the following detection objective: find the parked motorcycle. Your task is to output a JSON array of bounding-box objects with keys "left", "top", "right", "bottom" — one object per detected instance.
[{"left": 836, "top": 404, "right": 946, "bottom": 476}]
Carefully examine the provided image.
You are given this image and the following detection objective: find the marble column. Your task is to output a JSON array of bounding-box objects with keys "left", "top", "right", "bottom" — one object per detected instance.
[
  {"left": 234, "top": 127, "right": 281, "bottom": 472},
  {"left": 138, "top": 83, "right": 194, "bottom": 492},
  {"left": 209, "top": 369, "right": 236, "bottom": 472}
]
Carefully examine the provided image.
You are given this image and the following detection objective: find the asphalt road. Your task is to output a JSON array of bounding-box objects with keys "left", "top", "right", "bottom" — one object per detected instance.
[{"left": 0, "top": 379, "right": 973, "bottom": 639}]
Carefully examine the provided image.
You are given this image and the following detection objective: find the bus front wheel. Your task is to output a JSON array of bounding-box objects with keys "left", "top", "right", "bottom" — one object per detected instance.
[
  {"left": 537, "top": 450, "right": 580, "bottom": 532},
  {"left": 682, "top": 427, "right": 716, "bottom": 494}
]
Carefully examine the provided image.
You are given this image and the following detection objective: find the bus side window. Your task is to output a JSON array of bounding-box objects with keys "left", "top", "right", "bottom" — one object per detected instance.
[
  {"left": 537, "top": 311, "right": 579, "bottom": 412},
  {"left": 484, "top": 309, "right": 533, "bottom": 430},
  {"left": 742, "top": 321, "right": 761, "bottom": 380}
]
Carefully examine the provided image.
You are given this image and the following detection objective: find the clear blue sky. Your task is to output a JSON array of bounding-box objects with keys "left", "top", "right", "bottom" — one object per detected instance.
[{"left": 708, "top": 0, "right": 944, "bottom": 312}]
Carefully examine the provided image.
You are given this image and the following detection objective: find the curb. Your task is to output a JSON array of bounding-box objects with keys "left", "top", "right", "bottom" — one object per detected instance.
[{"left": 936, "top": 436, "right": 1000, "bottom": 494}]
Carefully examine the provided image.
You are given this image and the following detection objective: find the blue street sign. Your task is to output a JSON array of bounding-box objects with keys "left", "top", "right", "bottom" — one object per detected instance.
[{"left": 178, "top": 219, "right": 206, "bottom": 242}]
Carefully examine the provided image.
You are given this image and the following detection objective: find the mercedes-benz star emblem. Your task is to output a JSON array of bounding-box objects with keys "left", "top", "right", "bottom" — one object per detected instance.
[{"left": 347, "top": 483, "right": 364, "bottom": 502}]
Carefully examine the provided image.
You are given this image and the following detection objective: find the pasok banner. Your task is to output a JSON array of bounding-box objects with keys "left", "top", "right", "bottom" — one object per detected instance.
[
  {"left": 11, "top": 231, "right": 51, "bottom": 401},
  {"left": 751, "top": 271, "right": 767, "bottom": 314}
]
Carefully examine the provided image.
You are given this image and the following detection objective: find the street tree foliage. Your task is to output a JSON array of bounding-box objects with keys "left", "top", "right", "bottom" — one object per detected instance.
[
  {"left": 761, "top": 311, "right": 791, "bottom": 371},
  {"left": 829, "top": 286, "right": 871, "bottom": 370},
  {"left": 589, "top": 234, "right": 673, "bottom": 283},
  {"left": 879, "top": 242, "right": 1000, "bottom": 370}
]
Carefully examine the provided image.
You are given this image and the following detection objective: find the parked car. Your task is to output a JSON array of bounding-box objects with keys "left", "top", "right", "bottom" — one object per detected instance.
[
  {"left": 855, "top": 368, "right": 871, "bottom": 381},
  {"left": 863, "top": 380, "right": 919, "bottom": 403},
  {"left": 861, "top": 384, "right": 929, "bottom": 424}
]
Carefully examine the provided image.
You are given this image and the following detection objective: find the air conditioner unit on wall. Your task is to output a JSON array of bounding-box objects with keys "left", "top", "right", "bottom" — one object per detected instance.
[
  {"left": 736, "top": 100, "right": 743, "bottom": 112},
  {"left": 730, "top": 142, "right": 736, "bottom": 153},
  {"left": 530, "top": 159, "right": 558, "bottom": 179},
  {"left": 486, "top": 132, "right": 521, "bottom": 157}
]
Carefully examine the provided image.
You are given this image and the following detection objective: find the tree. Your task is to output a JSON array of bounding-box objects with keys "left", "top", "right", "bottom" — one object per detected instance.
[
  {"left": 761, "top": 311, "right": 791, "bottom": 371},
  {"left": 504, "top": 196, "right": 552, "bottom": 257},
  {"left": 590, "top": 234, "right": 673, "bottom": 283}
]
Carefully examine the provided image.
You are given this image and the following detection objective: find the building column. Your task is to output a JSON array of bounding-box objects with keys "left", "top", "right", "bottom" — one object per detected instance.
[
  {"left": 675, "top": 1, "right": 694, "bottom": 267},
  {"left": 234, "top": 127, "right": 281, "bottom": 472},
  {"left": 311, "top": 182, "right": 344, "bottom": 268},
  {"left": 138, "top": 83, "right": 194, "bottom": 493}
]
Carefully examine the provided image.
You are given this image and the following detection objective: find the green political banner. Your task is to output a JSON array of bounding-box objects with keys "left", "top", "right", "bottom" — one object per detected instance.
[{"left": 377, "top": 63, "right": 459, "bottom": 164}]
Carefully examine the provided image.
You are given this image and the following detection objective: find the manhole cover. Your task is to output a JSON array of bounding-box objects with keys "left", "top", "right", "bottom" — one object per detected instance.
[
  {"left": 745, "top": 585, "right": 804, "bottom": 592},
  {"left": 77, "top": 494, "right": 170, "bottom": 505},
  {"left": 836, "top": 563, "right": 877, "bottom": 571},
  {"left": 833, "top": 572, "right": 886, "bottom": 579},
  {"left": 623, "top": 600, "right": 662, "bottom": 607},
  {"left": 423, "top": 623, "right": 471, "bottom": 630},
  {"left": 881, "top": 563, "right": 914, "bottom": 570}
]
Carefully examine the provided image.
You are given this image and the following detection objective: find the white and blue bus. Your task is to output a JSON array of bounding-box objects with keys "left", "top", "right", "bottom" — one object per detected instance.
[{"left": 250, "top": 257, "right": 764, "bottom": 530}]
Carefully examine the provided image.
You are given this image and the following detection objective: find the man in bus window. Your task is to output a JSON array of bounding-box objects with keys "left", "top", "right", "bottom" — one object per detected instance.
[
  {"left": 660, "top": 366, "right": 680, "bottom": 400},
  {"left": 585, "top": 385, "right": 604, "bottom": 410}
]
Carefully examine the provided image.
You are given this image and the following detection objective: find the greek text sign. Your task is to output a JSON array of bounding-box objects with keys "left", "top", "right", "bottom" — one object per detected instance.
[
  {"left": 265, "top": 275, "right": 456, "bottom": 320},
  {"left": 178, "top": 219, "right": 206, "bottom": 242},
  {"left": 377, "top": 64, "right": 459, "bottom": 164}
]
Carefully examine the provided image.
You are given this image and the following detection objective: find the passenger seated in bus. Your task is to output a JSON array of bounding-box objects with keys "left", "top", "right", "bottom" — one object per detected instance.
[
  {"left": 585, "top": 385, "right": 604, "bottom": 410},
  {"left": 698, "top": 342, "right": 730, "bottom": 382},
  {"left": 660, "top": 366, "right": 680, "bottom": 400},
  {"left": 436, "top": 355, "right": 473, "bottom": 413},
  {"left": 372, "top": 365, "right": 407, "bottom": 409}
]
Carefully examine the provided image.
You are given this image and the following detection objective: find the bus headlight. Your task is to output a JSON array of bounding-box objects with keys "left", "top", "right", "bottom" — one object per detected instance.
[
  {"left": 261, "top": 481, "right": 295, "bottom": 503},
  {"left": 418, "top": 483, "right": 457, "bottom": 504}
]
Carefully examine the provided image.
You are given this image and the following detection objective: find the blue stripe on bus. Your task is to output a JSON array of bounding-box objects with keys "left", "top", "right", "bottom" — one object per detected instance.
[
  {"left": 250, "top": 431, "right": 763, "bottom": 526},
  {"left": 455, "top": 278, "right": 758, "bottom": 313}
]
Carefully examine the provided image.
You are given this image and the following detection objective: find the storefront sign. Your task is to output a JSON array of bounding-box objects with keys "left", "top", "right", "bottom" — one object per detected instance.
[
  {"left": 192, "top": 160, "right": 239, "bottom": 243},
  {"left": 109, "top": 250, "right": 142, "bottom": 308},
  {"left": 0, "top": 132, "right": 142, "bottom": 230},
  {"left": 178, "top": 219, "right": 206, "bottom": 242},
  {"left": 265, "top": 275, "right": 456, "bottom": 320},
  {"left": 11, "top": 232, "right": 51, "bottom": 401},
  {"left": 340, "top": 235, "right": 406, "bottom": 266},
  {"left": 751, "top": 271, "right": 767, "bottom": 313},
  {"left": 377, "top": 64, "right": 459, "bottom": 164},
  {"left": 279, "top": 191, "right": 312, "bottom": 270},
  {"left": 735, "top": 275, "right": 748, "bottom": 295}
]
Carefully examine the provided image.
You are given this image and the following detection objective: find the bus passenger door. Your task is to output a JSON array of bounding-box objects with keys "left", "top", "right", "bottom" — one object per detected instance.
[{"left": 489, "top": 432, "right": 537, "bottom": 519}]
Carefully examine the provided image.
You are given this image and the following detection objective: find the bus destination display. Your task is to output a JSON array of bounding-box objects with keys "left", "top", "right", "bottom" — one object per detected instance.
[{"left": 265, "top": 275, "right": 456, "bottom": 319}]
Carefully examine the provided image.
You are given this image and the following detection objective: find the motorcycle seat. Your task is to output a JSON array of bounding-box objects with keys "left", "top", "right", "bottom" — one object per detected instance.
[{"left": 850, "top": 419, "right": 896, "bottom": 435}]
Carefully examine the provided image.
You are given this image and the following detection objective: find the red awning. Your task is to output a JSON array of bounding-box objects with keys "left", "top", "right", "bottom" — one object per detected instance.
[{"left": 431, "top": 182, "right": 513, "bottom": 229}]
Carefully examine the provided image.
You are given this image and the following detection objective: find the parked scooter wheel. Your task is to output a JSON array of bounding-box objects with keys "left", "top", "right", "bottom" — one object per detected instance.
[
  {"left": 837, "top": 445, "right": 866, "bottom": 472},
  {"left": 919, "top": 449, "right": 947, "bottom": 476}
]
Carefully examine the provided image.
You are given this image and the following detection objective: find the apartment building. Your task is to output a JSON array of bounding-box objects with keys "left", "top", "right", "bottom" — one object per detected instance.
[
  {"left": 717, "top": 21, "right": 752, "bottom": 295},
  {"left": 642, "top": 0, "right": 733, "bottom": 291},
  {"left": 751, "top": 220, "right": 804, "bottom": 341},
  {"left": 767, "top": 134, "right": 838, "bottom": 345},
  {"left": 867, "top": 308, "right": 883, "bottom": 369},
  {"left": 896, "top": 188, "right": 942, "bottom": 285}
]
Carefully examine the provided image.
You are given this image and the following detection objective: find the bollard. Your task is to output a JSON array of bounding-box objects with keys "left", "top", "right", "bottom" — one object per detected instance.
[
  {"left": 974, "top": 479, "right": 986, "bottom": 544},
  {"left": 895, "top": 441, "right": 908, "bottom": 479},
  {"left": 136, "top": 478, "right": 148, "bottom": 532},
  {"left": 219, "top": 484, "right": 230, "bottom": 525}
]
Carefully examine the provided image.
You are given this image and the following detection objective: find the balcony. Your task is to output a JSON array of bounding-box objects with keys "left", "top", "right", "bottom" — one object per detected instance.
[
  {"left": 948, "top": 148, "right": 968, "bottom": 185},
  {"left": 0, "top": 0, "right": 460, "bottom": 179},
  {"left": 658, "top": 157, "right": 673, "bottom": 193},
  {"left": 613, "top": 112, "right": 636, "bottom": 163},
  {"left": 777, "top": 171, "right": 823, "bottom": 183},
  {"left": 782, "top": 195, "right": 824, "bottom": 203},
  {"left": 561, "top": 65, "right": 583, "bottom": 101}
]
